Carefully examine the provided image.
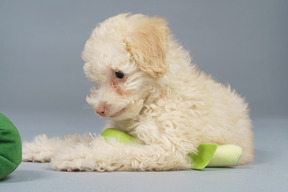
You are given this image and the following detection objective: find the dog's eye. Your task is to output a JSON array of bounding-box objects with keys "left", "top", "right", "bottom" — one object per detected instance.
[{"left": 115, "top": 71, "right": 124, "bottom": 79}]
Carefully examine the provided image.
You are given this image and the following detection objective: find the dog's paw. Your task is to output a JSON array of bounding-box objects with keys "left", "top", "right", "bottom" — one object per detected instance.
[
  {"left": 50, "top": 142, "right": 121, "bottom": 172},
  {"left": 22, "top": 134, "right": 66, "bottom": 163},
  {"left": 50, "top": 144, "right": 96, "bottom": 171},
  {"left": 22, "top": 135, "right": 55, "bottom": 162}
]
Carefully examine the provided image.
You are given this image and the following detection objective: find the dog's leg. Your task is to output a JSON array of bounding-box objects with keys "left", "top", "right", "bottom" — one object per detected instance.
[
  {"left": 22, "top": 134, "right": 92, "bottom": 163},
  {"left": 50, "top": 136, "right": 192, "bottom": 171}
]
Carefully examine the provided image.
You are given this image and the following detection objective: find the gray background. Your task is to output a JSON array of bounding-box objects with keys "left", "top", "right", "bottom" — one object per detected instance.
[
  {"left": 1, "top": 0, "right": 287, "bottom": 119},
  {"left": 0, "top": 0, "right": 287, "bottom": 192}
]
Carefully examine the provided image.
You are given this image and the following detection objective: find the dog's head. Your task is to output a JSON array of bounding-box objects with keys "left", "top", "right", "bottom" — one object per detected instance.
[{"left": 82, "top": 14, "right": 170, "bottom": 120}]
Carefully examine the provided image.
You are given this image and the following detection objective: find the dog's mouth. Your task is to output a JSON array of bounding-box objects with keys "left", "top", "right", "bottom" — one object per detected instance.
[{"left": 110, "top": 108, "right": 127, "bottom": 118}]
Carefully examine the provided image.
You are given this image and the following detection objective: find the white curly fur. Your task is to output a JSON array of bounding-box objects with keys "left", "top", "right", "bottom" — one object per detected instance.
[{"left": 22, "top": 13, "right": 254, "bottom": 171}]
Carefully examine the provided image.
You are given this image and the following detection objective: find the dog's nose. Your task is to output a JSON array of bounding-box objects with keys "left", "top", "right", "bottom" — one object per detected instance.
[{"left": 96, "top": 103, "right": 106, "bottom": 117}]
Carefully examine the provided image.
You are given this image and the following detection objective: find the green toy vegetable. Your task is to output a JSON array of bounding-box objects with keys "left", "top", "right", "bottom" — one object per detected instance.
[
  {"left": 101, "top": 128, "right": 138, "bottom": 144},
  {"left": 0, "top": 113, "right": 22, "bottom": 180},
  {"left": 101, "top": 128, "right": 242, "bottom": 170},
  {"left": 189, "top": 143, "right": 242, "bottom": 169}
]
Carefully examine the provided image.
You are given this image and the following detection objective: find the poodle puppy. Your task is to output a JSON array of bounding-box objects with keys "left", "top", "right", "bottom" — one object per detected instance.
[{"left": 22, "top": 13, "right": 254, "bottom": 171}]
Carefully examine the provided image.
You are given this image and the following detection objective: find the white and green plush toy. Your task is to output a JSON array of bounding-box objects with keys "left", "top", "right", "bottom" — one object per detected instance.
[
  {"left": 188, "top": 143, "right": 242, "bottom": 169},
  {"left": 101, "top": 128, "right": 242, "bottom": 170}
]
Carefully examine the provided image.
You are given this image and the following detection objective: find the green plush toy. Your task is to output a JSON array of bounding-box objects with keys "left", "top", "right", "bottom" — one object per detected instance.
[
  {"left": 0, "top": 113, "right": 22, "bottom": 180},
  {"left": 101, "top": 128, "right": 242, "bottom": 170}
]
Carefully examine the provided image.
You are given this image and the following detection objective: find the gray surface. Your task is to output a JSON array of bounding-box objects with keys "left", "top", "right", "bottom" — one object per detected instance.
[
  {"left": 1, "top": 1, "right": 288, "bottom": 192},
  {"left": 1, "top": 114, "right": 288, "bottom": 192}
]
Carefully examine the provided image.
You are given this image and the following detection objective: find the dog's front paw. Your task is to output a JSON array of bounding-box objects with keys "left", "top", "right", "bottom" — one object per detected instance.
[
  {"left": 50, "top": 142, "right": 121, "bottom": 172},
  {"left": 50, "top": 144, "right": 96, "bottom": 172},
  {"left": 22, "top": 135, "right": 55, "bottom": 162}
]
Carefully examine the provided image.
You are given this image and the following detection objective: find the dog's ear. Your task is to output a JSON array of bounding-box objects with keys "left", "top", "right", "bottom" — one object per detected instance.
[{"left": 124, "top": 17, "right": 169, "bottom": 78}]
